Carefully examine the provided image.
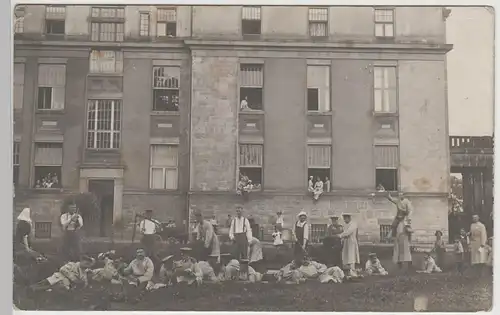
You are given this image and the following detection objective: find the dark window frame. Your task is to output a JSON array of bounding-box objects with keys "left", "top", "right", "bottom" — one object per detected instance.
[
  {"left": 375, "top": 168, "right": 398, "bottom": 191},
  {"left": 307, "top": 88, "right": 319, "bottom": 111},
  {"left": 37, "top": 87, "right": 52, "bottom": 110}
]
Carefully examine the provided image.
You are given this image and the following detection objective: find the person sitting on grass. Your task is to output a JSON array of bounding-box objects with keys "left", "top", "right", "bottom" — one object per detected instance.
[
  {"left": 172, "top": 247, "right": 202, "bottom": 285},
  {"left": 121, "top": 248, "right": 155, "bottom": 288},
  {"left": 299, "top": 256, "right": 345, "bottom": 284},
  {"left": 365, "top": 253, "right": 388, "bottom": 276},
  {"left": 417, "top": 252, "right": 442, "bottom": 274},
  {"left": 195, "top": 255, "right": 221, "bottom": 283},
  {"left": 221, "top": 258, "right": 262, "bottom": 282},
  {"left": 275, "top": 258, "right": 306, "bottom": 284},
  {"left": 29, "top": 255, "right": 95, "bottom": 292}
]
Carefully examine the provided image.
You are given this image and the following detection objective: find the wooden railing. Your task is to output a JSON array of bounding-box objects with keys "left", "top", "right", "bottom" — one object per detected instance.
[{"left": 450, "top": 136, "right": 494, "bottom": 150}]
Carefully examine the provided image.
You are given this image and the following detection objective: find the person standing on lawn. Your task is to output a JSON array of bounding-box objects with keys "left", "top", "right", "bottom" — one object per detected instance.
[
  {"left": 392, "top": 212, "right": 413, "bottom": 271},
  {"left": 138, "top": 209, "right": 161, "bottom": 269},
  {"left": 292, "top": 211, "right": 310, "bottom": 261},
  {"left": 335, "top": 213, "right": 360, "bottom": 276},
  {"left": 60, "top": 203, "right": 83, "bottom": 261},
  {"left": 469, "top": 214, "right": 488, "bottom": 272},
  {"left": 229, "top": 206, "right": 253, "bottom": 260},
  {"left": 323, "top": 216, "right": 343, "bottom": 266},
  {"left": 275, "top": 211, "right": 285, "bottom": 232},
  {"left": 194, "top": 211, "right": 220, "bottom": 261},
  {"left": 432, "top": 230, "right": 446, "bottom": 269},
  {"left": 248, "top": 236, "right": 264, "bottom": 273}
]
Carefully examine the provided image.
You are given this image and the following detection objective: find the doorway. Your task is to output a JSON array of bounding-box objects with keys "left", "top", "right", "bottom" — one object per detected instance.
[{"left": 88, "top": 179, "right": 114, "bottom": 237}]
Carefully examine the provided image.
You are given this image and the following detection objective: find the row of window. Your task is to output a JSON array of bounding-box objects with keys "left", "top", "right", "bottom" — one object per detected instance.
[
  {"left": 12, "top": 142, "right": 399, "bottom": 192},
  {"left": 14, "top": 61, "right": 397, "bottom": 114},
  {"left": 14, "top": 6, "right": 396, "bottom": 39}
]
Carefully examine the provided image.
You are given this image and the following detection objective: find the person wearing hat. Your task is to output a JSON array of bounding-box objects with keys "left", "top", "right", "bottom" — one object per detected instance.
[
  {"left": 335, "top": 213, "right": 360, "bottom": 276},
  {"left": 60, "top": 203, "right": 83, "bottom": 261},
  {"left": 229, "top": 206, "right": 253, "bottom": 261},
  {"left": 292, "top": 211, "right": 310, "bottom": 260},
  {"left": 323, "top": 216, "right": 344, "bottom": 266},
  {"left": 29, "top": 255, "right": 95, "bottom": 292},
  {"left": 387, "top": 192, "right": 413, "bottom": 239},
  {"left": 194, "top": 211, "right": 221, "bottom": 261},
  {"left": 138, "top": 209, "right": 162, "bottom": 269},
  {"left": 365, "top": 253, "right": 388, "bottom": 276}
]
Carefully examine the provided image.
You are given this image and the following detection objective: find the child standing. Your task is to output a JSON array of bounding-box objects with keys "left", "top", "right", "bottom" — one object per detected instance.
[
  {"left": 432, "top": 230, "right": 446, "bottom": 270},
  {"left": 459, "top": 228, "right": 471, "bottom": 265},
  {"left": 453, "top": 237, "right": 464, "bottom": 274},
  {"left": 272, "top": 226, "right": 284, "bottom": 247}
]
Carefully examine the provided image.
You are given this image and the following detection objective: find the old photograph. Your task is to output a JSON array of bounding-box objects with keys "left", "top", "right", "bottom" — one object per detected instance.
[{"left": 11, "top": 3, "right": 494, "bottom": 312}]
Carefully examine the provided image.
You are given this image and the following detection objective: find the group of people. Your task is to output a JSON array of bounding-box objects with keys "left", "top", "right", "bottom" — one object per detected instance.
[
  {"left": 34, "top": 173, "right": 61, "bottom": 189},
  {"left": 307, "top": 176, "right": 331, "bottom": 201},
  {"left": 236, "top": 174, "right": 261, "bottom": 197}
]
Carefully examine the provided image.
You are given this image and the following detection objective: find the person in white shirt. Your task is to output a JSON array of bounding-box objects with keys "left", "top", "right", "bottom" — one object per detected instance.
[
  {"left": 229, "top": 206, "right": 253, "bottom": 261},
  {"left": 138, "top": 209, "right": 162, "bottom": 270},
  {"left": 248, "top": 237, "right": 264, "bottom": 273},
  {"left": 417, "top": 252, "right": 442, "bottom": 274},
  {"left": 60, "top": 203, "right": 83, "bottom": 261},
  {"left": 240, "top": 96, "right": 250, "bottom": 111}
]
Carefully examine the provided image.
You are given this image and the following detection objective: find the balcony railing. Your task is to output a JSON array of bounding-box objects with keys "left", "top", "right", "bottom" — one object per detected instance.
[{"left": 450, "top": 136, "right": 494, "bottom": 150}]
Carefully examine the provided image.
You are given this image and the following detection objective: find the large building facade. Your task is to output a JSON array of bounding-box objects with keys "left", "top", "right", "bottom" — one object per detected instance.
[{"left": 13, "top": 5, "right": 452, "bottom": 243}]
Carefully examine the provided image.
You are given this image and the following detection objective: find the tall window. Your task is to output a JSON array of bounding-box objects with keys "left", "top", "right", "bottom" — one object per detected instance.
[
  {"left": 307, "top": 65, "right": 330, "bottom": 112},
  {"left": 373, "top": 66, "right": 397, "bottom": 113},
  {"left": 45, "top": 5, "right": 65, "bottom": 35},
  {"left": 91, "top": 6, "right": 125, "bottom": 42},
  {"left": 89, "top": 50, "right": 123, "bottom": 74},
  {"left": 87, "top": 100, "right": 121, "bottom": 149},
  {"left": 307, "top": 145, "right": 331, "bottom": 186},
  {"left": 150, "top": 145, "right": 178, "bottom": 190},
  {"left": 308, "top": 8, "right": 328, "bottom": 37},
  {"left": 153, "top": 66, "right": 180, "bottom": 111},
  {"left": 139, "top": 13, "right": 150, "bottom": 37},
  {"left": 374, "top": 8, "right": 394, "bottom": 38},
  {"left": 375, "top": 145, "right": 399, "bottom": 191},
  {"left": 14, "top": 63, "right": 25, "bottom": 109},
  {"left": 239, "top": 144, "right": 263, "bottom": 190},
  {"left": 157, "top": 8, "right": 177, "bottom": 37},
  {"left": 14, "top": 6, "right": 25, "bottom": 34},
  {"left": 240, "top": 64, "right": 263, "bottom": 111},
  {"left": 37, "top": 64, "right": 66, "bottom": 110},
  {"left": 34, "top": 142, "right": 63, "bottom": 189},
  {"left": 242, "top": 6, "right": 261, "bottom": 35},
  {"left": 13, "top": 142, "right": 20, "bottom": 186}
]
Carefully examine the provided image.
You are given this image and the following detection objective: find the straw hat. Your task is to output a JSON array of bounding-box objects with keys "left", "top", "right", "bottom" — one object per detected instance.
[
  {"left": 162, "top": 255, "right": 174, "bottom": 263},
  {"left": 297, "top": 211, "right": 307, "bottom": 218}
]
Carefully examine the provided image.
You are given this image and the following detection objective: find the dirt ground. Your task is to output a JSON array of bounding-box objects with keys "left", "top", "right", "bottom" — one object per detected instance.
[{"left": 14, "top": 270, "right": 492, "bottom": 312}]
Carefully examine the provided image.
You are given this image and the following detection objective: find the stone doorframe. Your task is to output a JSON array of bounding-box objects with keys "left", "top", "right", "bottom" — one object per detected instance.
[{"left": 79, "top": 168, "right": 124, "bottom": 224}]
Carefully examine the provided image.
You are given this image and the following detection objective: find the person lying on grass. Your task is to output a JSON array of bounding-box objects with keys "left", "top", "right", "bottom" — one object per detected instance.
[
  {"left": 221, "top": 258, "right": 262, "bottom": 282},
  {"left": 91, "top": 250, "right": 126, "bottom": 283},
  {"left": 29, "top": 255, "right": 95, "bottom": 292},
  {"left": 275, "top": 257, "right": 344, "bottom": 284},
  {"left": 417, "top": 252, "right": 442, "bottom": 274},
  {"left": 364, "top": 253, "right": 388, "bottom": 276}
]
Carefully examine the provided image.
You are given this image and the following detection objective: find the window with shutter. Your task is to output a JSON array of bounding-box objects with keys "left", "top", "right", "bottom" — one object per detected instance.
[
  {"left": 240, "top": 64, "right": 264, "bottom": 111},
  {"left": 239, "top": 144, "right": 263, "bottom": 189},
  {"left": 150, "top": 145, "right": 178, "bottom": 190},
  {"left": 157, "top": 8, "right": 177, "bottom": 37},
  {"left": 89, "top": 50, "right": 123, "bottom": 74},
  {"left": 307, "top": 145, "right": 332, "bottom": 191},
  {"left": 373, "top": 66, "right": 397, "bottom": 113},
  {"left": 37, "top": 64, "right": 66, "bottom": 110},
  {"left": 374, "top": 145, "right": 399, "bottom": 191},
  {"left": 308, "top": 8, "right": 328, "bottom": 37},
  {"left": 242, "top": 6, "right": 261, "bottom": 35},
  {"left": 33, "top": 143, "right": 63, "bottom": 189},
  {"left": 45, "top": 5, "right": 66, "bottom": 35},
  {"left": 374, "top": 8, "right": 395, "bottom": 38}
]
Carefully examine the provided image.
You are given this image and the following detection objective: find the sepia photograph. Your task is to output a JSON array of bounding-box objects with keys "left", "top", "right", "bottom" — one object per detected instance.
[{"left": 10, "top": 2, "right": 495, "bottom": 312}]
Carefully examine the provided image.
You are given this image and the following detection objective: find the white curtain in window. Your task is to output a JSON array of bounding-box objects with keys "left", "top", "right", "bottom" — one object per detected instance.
[
  {"left": 38, "top": 64, "right": 66, "bottom": 87},
  {"left": 240, "top": 65, "right": 263, "bottom": 87},
  {"left": 307, "top": 65, "right": 330, "bottom": 112},
  {"left": 242, "top": 6, "right": 261, "bottom": 20},
  {"left": 307, "top": 145, "right": 331, "bottom": 168},
  {"left": 34, "top": 144, "right": 63, "bottom": 165},
  {"left": 151, "top": 145, "right": 178, "bottom": 167},
  {"left": 374, "top": 145, "right": 398, "bottom": 168},
  {"left": 239, "top": 144, "right": 263, "bottom": 167}
]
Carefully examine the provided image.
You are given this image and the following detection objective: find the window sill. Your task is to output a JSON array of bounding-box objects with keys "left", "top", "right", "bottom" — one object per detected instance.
[
  {"left": 307, "top": 111, "right": 333, "bottom": 116},
  {"left": 85, "top": 148, "right": 121, "bottom": 153},
  {"left": 375, "top": 36, "right": 396, "bottom": 41},
  {"left": 372, "top": 111, "right": 398, "bottom": 117},
  {"left": 29, "top": 188, "right": 65, "bottom": 194},
  {"left": 87, "top": 72, "right": 123, "bottom": 77},
  {"left": 151, "top": 111, "right": 180, "bottom": 116},
  {"left": 239, "top": 110, "right": 264, "bottom": 115},
  {"left": 309, "top": 35, "right": 329, "bottom": 41},
  {"left": 147, "top": 189, "right": 181, "bottom": 194}
]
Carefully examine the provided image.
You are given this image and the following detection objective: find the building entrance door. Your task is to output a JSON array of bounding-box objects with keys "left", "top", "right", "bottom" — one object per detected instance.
[{"left": 88, "top": 179, "right": 115, "bottom": 237}]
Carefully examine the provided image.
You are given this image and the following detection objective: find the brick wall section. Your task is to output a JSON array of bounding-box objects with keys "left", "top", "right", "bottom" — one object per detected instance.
[
  {"left": 189, "top": 193, "right": 448, "bottom": 243},
  {"left": 190, "top": 55, "right": 238, "bottom": 191},
  {"left": 62, "top": 57, "right": 88, "bottom": 189},
  {"left": 399, "top": 60, "right": 449, "bottom": 193},
  {"left": 331, "top": 60, "right": 375, "bottom": 190},
  {"left": 263, "top": 59, "right": 307, "bottom": 191}
]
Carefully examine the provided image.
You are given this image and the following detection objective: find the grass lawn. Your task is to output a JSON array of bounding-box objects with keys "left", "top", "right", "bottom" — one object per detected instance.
[{"left": 15, "top": 271, "right": 492, "bottom": 312}]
